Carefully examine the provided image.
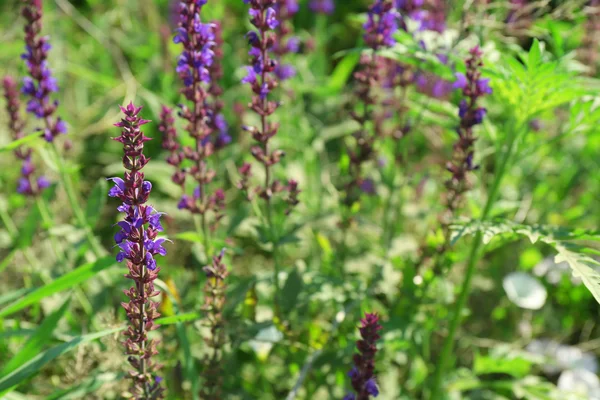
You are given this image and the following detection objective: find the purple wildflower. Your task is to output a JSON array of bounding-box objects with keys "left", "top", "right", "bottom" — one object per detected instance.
[
  {"left": 3, "top": 76, "right": 50, "bottom": 197},
  {"left": 163, "top": 1, "right": 227, "bottom": 231},
  {"left": 273, "top": 0, "right": 299, "bottom": 81},
  {"left": 108, "top": 102, "right": 165, "bottom": 399},
  {"left": 363, "top": 0, "right": 399, "bottom": 49},
  {"left": 346, "top": 313, "right": 383, "bottom": 400},
  {"left": 21, "top": 0, "right": 66, "bottom": 143},
  {"left": 345, "top": 0, "right": 397, "bottom": 207},
  {"left": 199, "top": 248, "right": 229, "bottom": 399},
  {"left": 240, "top": 0, "right": 295, "bottom": 202},
  {"left": 445, "top": 46, "right": 491, "bottom": 216},
  {"left": 310, "top": 0, "right": 335, "bottom": 14}
]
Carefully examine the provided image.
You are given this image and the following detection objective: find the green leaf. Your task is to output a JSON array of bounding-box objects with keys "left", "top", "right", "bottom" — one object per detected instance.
[
  {"left": 84, "top": 179, "right": 108, "bottom": 229},
  {"left": 0, "top": 135, "right": 42, "bottom": 154},
  {"left": 174, "top": 231, "right": 204, "bottom": 243},
  {"left": 527, "top": 39, "right": 542, "bottom": 69},
  {"left": 0, "top": 327, "right": 121, "bottom": 394},
  {"left": 0, "top": 257, "right": 115, "bottom": 319},
  {"left": 45, "top": 372, "right": 120, "bottom": 400},
  {"left": 451, "top": 219, "right": 600, "bottom": 304},
  {"left": 0, "top": 248, "right": 17, "bottom": 274},
  {"left": 1, "top": 295, "right": 72, "bottom": 377},
  {"left": 314, "top": 50, "right": 360, "bottom": 96},
  {"left": 280, "top": 268, "right": 303, "bottom": 315},
  {"left": 16, "top": 205, "right": 40, "bottom": 250},
  {"left": 155, "top": 312, "right": 201, "bottom": 325}
]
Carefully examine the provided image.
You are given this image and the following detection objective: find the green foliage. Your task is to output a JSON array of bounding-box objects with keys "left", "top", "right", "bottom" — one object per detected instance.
[{"left": 451, "top": 219, "right": 600, "bottom": 304}]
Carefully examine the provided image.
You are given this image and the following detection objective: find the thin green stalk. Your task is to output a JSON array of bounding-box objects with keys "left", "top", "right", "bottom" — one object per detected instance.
[
  {"left": 35, "top": 196, "right": 67, "bottom": 263},
  {"left": 266, "top": 204, "right": 282, "bottom": 316},
  {"left": 429, "top": 124, "right": 522, "bottom": 399},
  {"left": 50, "top": 142, "right": 105, "bottom": 257},
  {"left": 36, "top": 195, "right": 96, "bottom": 321}
]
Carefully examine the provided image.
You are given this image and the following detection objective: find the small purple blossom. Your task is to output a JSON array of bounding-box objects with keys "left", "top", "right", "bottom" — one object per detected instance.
[
  {"left": 363, "top": 1, "right": 399, "bottom": 49},
  {"left": 310, "top": 0, "right": 335, "bottom": 14}
]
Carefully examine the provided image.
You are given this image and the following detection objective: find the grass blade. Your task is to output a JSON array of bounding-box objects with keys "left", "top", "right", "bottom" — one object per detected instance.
[
  {"left": 0, "top": 257, "right": 115, "bottom": 319},
  {"left": 1, "top": 295, "right": 72, "bottom": 376},
  {"left": 0, "top": 327, "right": 121, "bottom": 394}
]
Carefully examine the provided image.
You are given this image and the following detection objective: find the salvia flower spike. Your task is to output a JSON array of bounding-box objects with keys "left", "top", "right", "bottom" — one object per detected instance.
[
  {"left": 345, "top": 0, "right": 398, "bottom": 205},
  {"left": 199, "top": 248, "right": 229, "bottom": 399},
  {"left": 445, "top": 46, "right": 491, "bottom": 219},
  {"left": 21, "top": 0, "right": 67, "bottom": 143},
  {"left": 167, "top": 0, "right": 227, "bottom": 231},
  {"left": 344, "top": 313, "right": 383, "bottom": 400},
  {"left": 109, "top": 102, "right": 166, "bottom": 400},
  {"left": 3, "top": 76, "right": 49, "bottom": 196},
  {"left": 241, "top": 0, "right": 299, "bottom": 207}
]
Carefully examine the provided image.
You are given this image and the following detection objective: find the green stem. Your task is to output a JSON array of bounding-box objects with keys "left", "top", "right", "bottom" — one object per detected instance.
[
  {"left": 35, "top": 196, "right": 67, "bottom": 262},
  {"left": 50, "top": 142, "right": 105, "bottom": 257},
  {"left": 429, "top": 125, "right": 521, "bottom": 399},
  {"left": 266, "top": 204, "right": 282, "bottom": 315}
]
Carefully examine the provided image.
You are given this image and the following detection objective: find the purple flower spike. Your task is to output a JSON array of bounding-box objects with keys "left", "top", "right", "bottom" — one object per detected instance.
[
  {"left": 163, "top": 2, "right": 228, "bottom": 230},
  {"left": 199, "top": 249, "right": 230, "bottom": 398},
  {"left": 108, "top": 103, "right": 165, "bottom": 399},
  {"left": 445, "top": 46, "right": 491, "bottom": 216},
  {"left": 363, "top": 0, "right": 399, "bottom": 49},
  {"left": 345, "top": 313, "right": 383, "bottom": 399},
  {"left": 240, "top": 0, "right": 296, "bottom": 205},
  {"left": 3, "top": 76, "right": 47, "bottom": 197},
  {"left": 344, "top": 0, "right": 397, "bottom": 207},
  {"left": 21, "top": 0, "right": 66, "bottom": 143}
]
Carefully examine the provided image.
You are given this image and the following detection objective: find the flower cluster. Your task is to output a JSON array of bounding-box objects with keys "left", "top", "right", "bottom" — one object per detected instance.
[
  {"left": 21, "top": 0, "right": 67, "bottom": 143},
  {"left": 309, "top": 0, "right": 335, "bottom": 14},
  {"left": 3, "top": 76, "right": 49, "bottom": 196},
  {"left": 108, "top": 103, "right": 165, "bottom": 399},
  {"left": 199, "top": 248, "right": 229, "bottom": 399},
  {"left": 345, "top": 0, "right": 398, "bottom": 205},
  {"left": 273, "top": 0, "right": 300, "bottom": 80},
  {"left": 343, "top": 313, "right": 383, "bottom": 400},
  {"left": 396, "top": 0, "right": 446, "bottom": 32},
  {"left": 364, "top": 0, "right": 399, "bottom": 50},
  {"left": 445, "top": 46, "right": 491, "bottom": 216},
  {"left": 240, "top": 0, "right": 299, "bottom": 208},
  {"left": 163, "top": 0, "right": 228, "bottom": 231}
]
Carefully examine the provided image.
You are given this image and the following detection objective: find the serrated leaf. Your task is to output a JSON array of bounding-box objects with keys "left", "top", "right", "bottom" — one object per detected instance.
[
  {"left": 451, "top": 219, "right": 600, "bottom": 305},
  {"left": 0, "top": 256, "right": 115, "bottom": 319}
]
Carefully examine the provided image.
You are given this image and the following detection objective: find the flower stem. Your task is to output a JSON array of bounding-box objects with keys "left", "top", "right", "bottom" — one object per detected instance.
[
  {"left": 429, "top": 124, "right": 521, "bottom": 399},
  {"left": 50, "top": 142, "right": 105, "bottom": 257}
]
